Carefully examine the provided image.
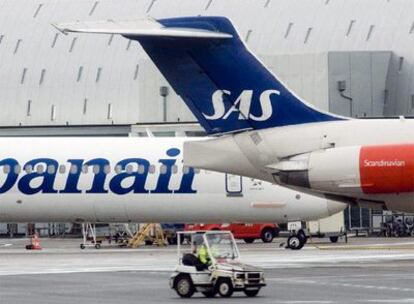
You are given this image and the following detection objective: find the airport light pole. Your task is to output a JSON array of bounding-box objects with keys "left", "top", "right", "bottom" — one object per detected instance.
[{"left": 160, "top": 86, "right": 169, "bottom": 122}]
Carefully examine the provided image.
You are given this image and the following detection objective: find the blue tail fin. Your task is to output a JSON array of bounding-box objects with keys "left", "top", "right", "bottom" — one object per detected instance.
[{"left": 127, "top": 16, "right": 345, "bottom": 134}]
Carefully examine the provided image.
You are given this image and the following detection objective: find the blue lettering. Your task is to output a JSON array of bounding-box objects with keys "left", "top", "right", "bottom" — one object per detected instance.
[
  {"left": 18, "top": 158, "right": 58, "bottom": 194},
  {"left": 175, "top": 167, "right": 197, "bottom": 194},
  {"left": 109, "top": 158, "right": 150, "bottom": 194},
  {"left": 0, "top": 158, "right": 19, "bottom": 193},
  {"left": 0, "top": 150, "right": 199, "bottom": 196},
  {"left": 85, "top": 158, "right": 109, "bottom": 194},
  {"left": 60, "top": 159, "right": 84, "bottom": 194},
  {"left": 152, "top": 148, "right": 179, "bottom": 194}
]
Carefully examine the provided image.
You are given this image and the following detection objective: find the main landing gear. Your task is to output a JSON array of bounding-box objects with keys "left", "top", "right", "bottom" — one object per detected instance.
[{"left": 286, "top": 229, "right": 307, "bottom": 250}]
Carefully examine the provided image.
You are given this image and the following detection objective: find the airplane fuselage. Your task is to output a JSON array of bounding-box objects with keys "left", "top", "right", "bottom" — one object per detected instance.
[
  {"left": 0, "top": 137, "right": 344, "bottom": 223},
  {"left": 184, "top": 119, "right": 414, "bottom": 212}
]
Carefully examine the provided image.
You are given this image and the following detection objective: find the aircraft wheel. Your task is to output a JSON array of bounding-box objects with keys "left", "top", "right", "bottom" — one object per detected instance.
[
  {"left": 216, "top": 278, "right": 234, "bottom": 298},
  {"left": 174, "top": 275, "right": 195, "bottom": 298},
  {"left": 287, "top": 235, "right": 304, "bottom": 250},
  {"left": 261, "top": 228, "right": 275, "bottom": 243},
  {"left": 329, "top": 236, "right": 339, "bottom": 243},
  {"left": 80, "top": 244, "right": 85, "bottom": 249},
  {"left": 244, "top": 288, "right": 260, "bottom": 297}
]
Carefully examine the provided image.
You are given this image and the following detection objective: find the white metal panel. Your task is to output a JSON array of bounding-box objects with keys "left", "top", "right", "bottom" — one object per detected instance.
[{"left": 0, "top": 0, "right": 414, "bottom": 126}]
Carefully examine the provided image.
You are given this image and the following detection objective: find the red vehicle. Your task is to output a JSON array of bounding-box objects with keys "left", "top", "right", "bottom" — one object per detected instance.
[{"left": 185, "top": 223, "right": 279, "bottom": 243}]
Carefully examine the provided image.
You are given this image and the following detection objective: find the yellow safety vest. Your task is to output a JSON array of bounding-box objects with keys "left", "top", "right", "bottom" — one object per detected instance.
[{"left": 198, "top": 245, "right": 210, "bottom": 265}]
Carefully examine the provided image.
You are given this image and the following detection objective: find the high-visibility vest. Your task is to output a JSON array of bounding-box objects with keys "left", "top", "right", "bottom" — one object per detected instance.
[{"left": 198, "top": 245, "right": 210, "bottom": 264}]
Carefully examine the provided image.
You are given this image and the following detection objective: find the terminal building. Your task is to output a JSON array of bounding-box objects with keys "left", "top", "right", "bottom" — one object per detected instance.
[{"left": 1, "top": 0, "right": 414, "bottom": 236}]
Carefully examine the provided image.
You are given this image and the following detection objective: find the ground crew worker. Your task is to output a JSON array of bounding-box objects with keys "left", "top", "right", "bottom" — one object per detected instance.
[{"left": 197, "top": 242, "right": 210, "bottom": 270}]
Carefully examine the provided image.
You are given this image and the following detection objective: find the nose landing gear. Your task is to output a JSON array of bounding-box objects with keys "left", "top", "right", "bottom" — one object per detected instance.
[{"left": 286, "top": 229, "right": 307, "bottom": 250}]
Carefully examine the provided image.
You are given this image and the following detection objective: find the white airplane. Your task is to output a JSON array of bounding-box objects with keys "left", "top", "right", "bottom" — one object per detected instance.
[
  {"left": 0, "top": 137, "right": 344, "bottom": 225},
  {"left": 54, "top": 17, "right": 414, "bottom": 213}
]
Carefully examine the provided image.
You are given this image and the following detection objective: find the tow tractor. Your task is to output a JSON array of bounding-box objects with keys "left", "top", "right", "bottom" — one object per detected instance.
[{"left": 170, "top": 231, "right": 266, "bottom": 298}]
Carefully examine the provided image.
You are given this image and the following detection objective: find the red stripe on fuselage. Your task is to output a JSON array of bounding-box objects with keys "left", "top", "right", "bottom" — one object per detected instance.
[{"left": 360, "top": 144, "right": 414, "bottom": 194}]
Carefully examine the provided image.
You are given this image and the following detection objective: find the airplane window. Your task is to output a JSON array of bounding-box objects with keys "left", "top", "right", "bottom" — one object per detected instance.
[
  {"left": 114, "top": 165, "right": 122, "bottom": 174},
  {"left": 82, "top": 165, "right": 88, "bottom": 174},
  {"left": 104, "top": 165, "right": 111, "bottom": 174},
  {"left": 149, "top": 165, "right": 156, "bottom": 174},
  {"left": 160, "top": 165, "right": 167, "bottom": 175},
  {"left": 138, "top": 165, "right": 145, "bottom": 174},
  {"left": 59, "top": 165, "right": 66, "bottom": 174},
  {"left": 14, "top": 165, "right": 21, "bottom": 174},
  {"left": 126, "top": 164, "right": 133, "bottom": 174},
  {"left": 36, "top": 165, "right": 45, "bottom": 174},
  {"left": 3, "top": 165, "right": 10, "bottom": 174},
  {"left": 70, "top": 165, "right": 78, "bottom": 174},
  {"left": 93, "top": 165, "right": 100, "bottom": 174},
  {"left": 47, "top": 165, "right": 56, "bottom": 174},
  {"left": 24, "top": 165, "right": 33, "bottom": 174},
  {"left": 172, "top": 165, "right": 178, "bottom": 174},
  {"left": 182, "top": 166, "right": 190, "bottom": 174}
]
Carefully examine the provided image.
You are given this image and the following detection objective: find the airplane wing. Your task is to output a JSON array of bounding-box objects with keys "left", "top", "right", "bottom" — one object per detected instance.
[{"left": 52, "top": 18, "right": 233, "bottom": 39}]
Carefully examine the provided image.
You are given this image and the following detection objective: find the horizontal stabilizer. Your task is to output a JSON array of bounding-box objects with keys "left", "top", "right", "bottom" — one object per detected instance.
[{"left": 52, "top": 18, "right": 233, "bottom": 39}]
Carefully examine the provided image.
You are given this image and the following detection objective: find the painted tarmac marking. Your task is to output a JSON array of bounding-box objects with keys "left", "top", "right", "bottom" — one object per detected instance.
[
  {"left": 268, "top": 277, "right": 414, "bottom": 293},
  {"left": 359, "top": 300, "right": 414, "bottom": 303}
]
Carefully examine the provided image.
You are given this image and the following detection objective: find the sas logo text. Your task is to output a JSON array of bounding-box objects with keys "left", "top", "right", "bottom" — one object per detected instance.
[{"left": 203, "top": 89, "right": 280, "bottom": 121}]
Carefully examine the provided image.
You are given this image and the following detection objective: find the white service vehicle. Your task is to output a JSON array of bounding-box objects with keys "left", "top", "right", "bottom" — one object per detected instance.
[
  {"left": 307, "top": 211, "right": 346, "bottom": 243},
  {"left": 170, "top": 231, "right": 266, "bottom": 298}
]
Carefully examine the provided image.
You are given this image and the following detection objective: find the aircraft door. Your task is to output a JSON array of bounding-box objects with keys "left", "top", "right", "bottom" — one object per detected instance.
[{"left": 225, "top": 174, "right": 243, "bottom": 196}]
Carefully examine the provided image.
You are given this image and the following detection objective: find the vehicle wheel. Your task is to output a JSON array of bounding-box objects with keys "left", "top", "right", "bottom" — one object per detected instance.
[
  {"left": 244, "top": 289, "right": 260, "bottom": 297},
  {"left": 261, "top": 228, "right": 275, "bottom": 243},
  {"left": 216, "top": 278, "right": 234, "bottom": 298},
  {"left": 95, "top": 243, "right": 101, "bottom": 249},
  {"left": 174, "top": 275, "right": 195, "bottom": 298},
  {"left": 202, "top": 290, "right": 217, "bottom": 298},
  {"left": 385, "top": 227, "right": 392, "bottom": 237},
  {"left": 297, "top": 229, "right": 307, "bottom": 244},
  {"left": 167, "top": 237, "right": 177, "bottom": 245},
  {"left": 80, "top": 244, "right": 85, "bottom": 249},
  {"left": 145, "top": 240, "right": 153, "bottom": 246},
  {"left": 244, "top": 238, "right": 255, "bottom": 244},
  {"left": 329, "top": 236, "right": 339, "bottom": 243},
  {"left": 287, "top": 235, "right": 304, "bottom": 250},
  {"left": 393, "top": 230, "right": 400, "bottom": 238}
]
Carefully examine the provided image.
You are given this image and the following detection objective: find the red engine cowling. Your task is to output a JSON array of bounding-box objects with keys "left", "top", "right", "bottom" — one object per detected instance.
[
  {"left": 277, "top": 144, "right": 414, "bottom": 196},
  {"left": 359, "top": 144, "right": 414, "bottom": 194}
]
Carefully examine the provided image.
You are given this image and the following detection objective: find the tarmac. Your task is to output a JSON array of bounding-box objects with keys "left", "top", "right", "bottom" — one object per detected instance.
[{"left": 1, "top": 237, "right": 414, "bottom": 303}]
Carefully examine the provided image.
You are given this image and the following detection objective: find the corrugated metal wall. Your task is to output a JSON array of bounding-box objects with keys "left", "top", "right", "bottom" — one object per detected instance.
[{"left": 0, "top": 0, "right": 413, "bottom": 126}]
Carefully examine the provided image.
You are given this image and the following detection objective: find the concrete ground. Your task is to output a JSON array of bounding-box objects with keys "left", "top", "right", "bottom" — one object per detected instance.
[{"left": 1, "top": 237, "right": 414, "bottom": 303}]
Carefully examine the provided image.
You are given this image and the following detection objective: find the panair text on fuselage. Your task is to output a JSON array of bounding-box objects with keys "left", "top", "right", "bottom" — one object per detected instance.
[{"left": 0, "top": 148, "right": 197, "bottom": 195}]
